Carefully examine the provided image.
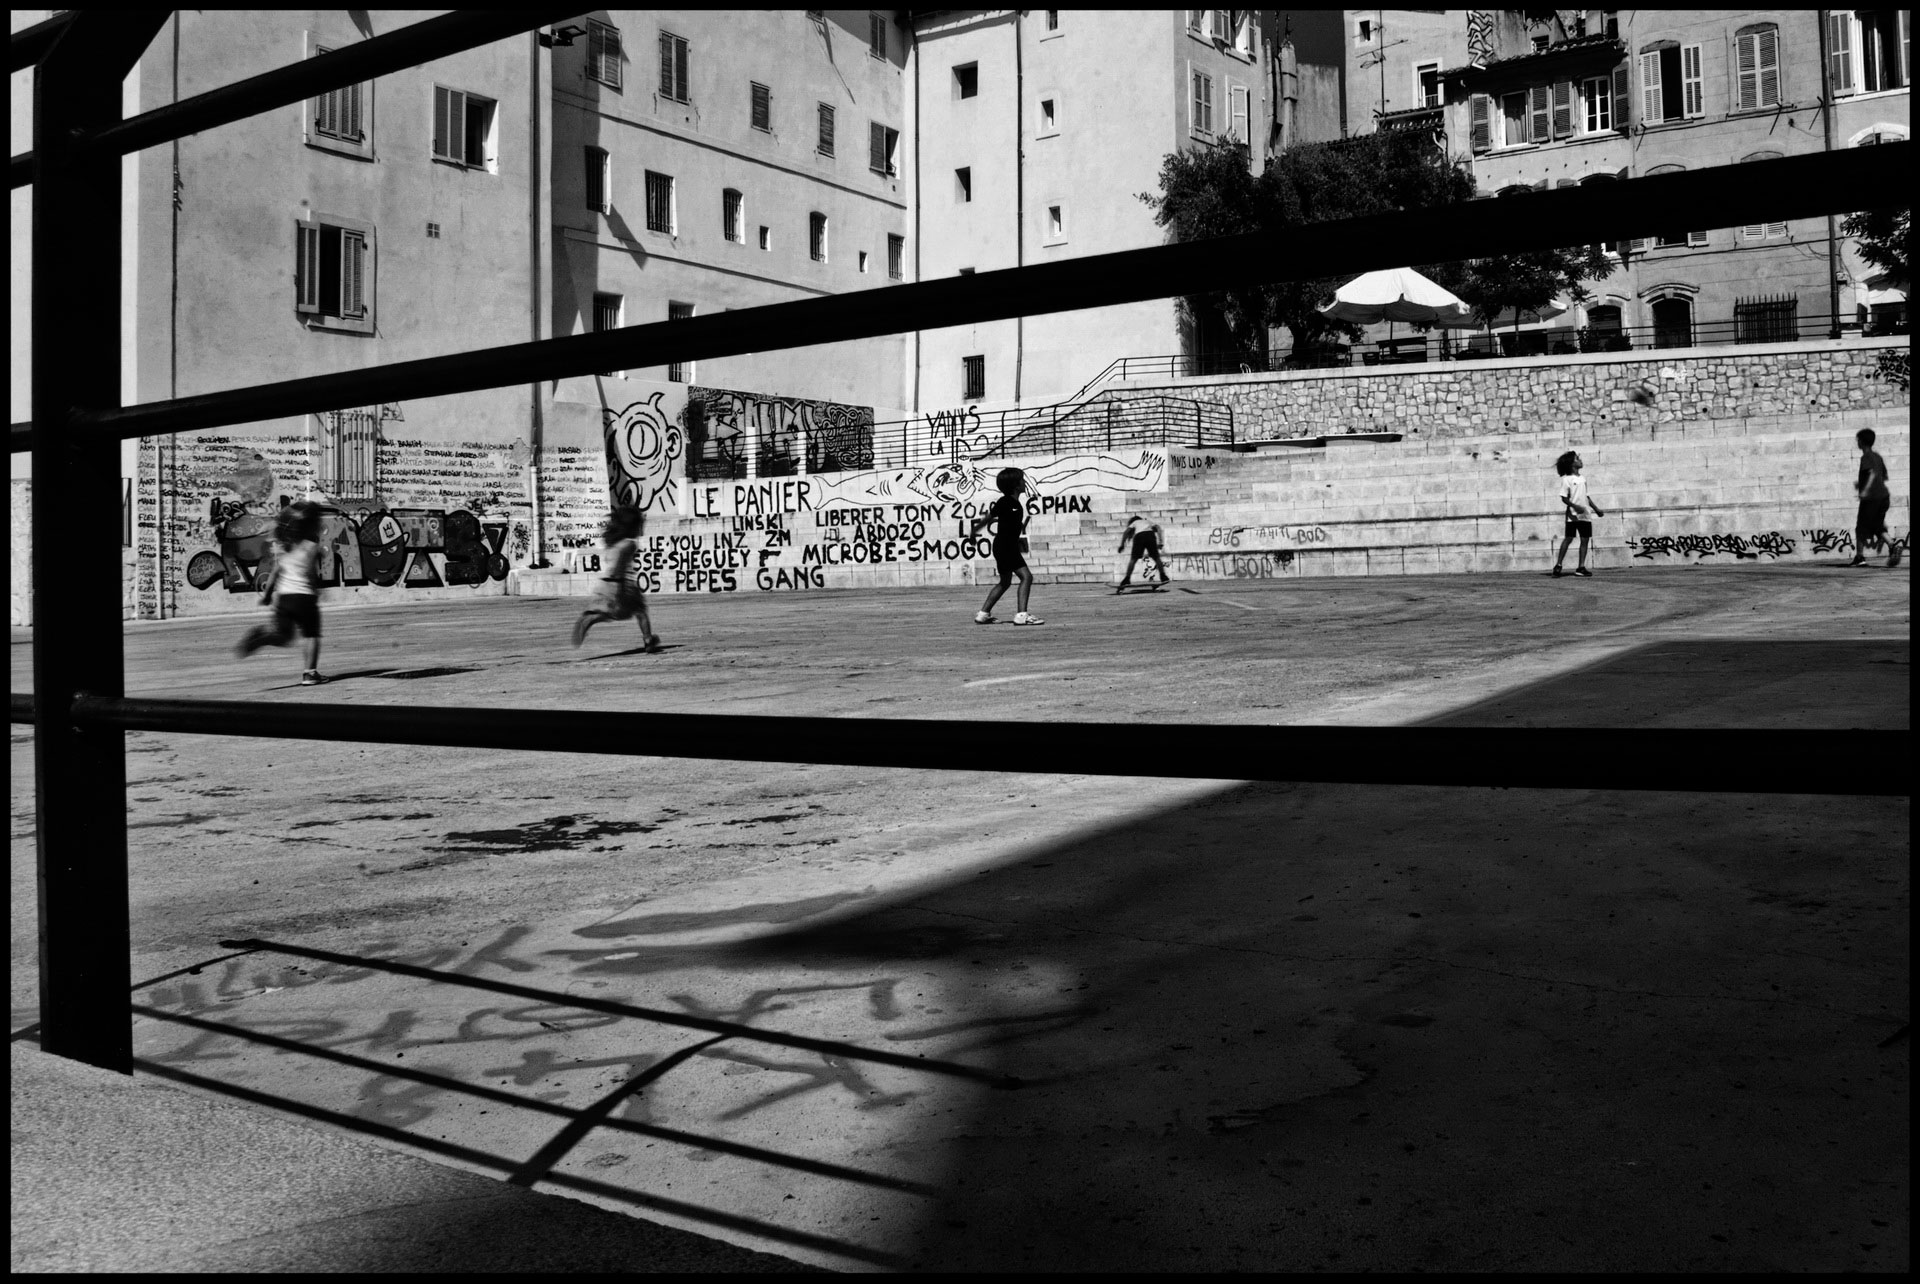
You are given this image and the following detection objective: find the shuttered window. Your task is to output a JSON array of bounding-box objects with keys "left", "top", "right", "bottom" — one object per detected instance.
[
  {"left": 658, "top": 30, "right": 689, "bottom": 102},
  {"left": 311, "top": 47, "right": 363, "bottom": 143},
  {"left": 1230, "top": 84, "right": 1250, "bottom": 142},
  {"left": 1191, "top": 69, "right": 1213, "bottom": 134},
  {"left": 869, "top": 11, "right": 886, "bottom": 57},
  {"left": 1681, "top": 44, "right": 1703, "bottom": 117},
  {"left": 316, "top": 409, "right": 378, "bottom": 500},
  {"left": 433, "top": 86, "right": 493, "bottom": 168},
  {"left": 1638, "top": 49, "right": 1663, "bottom": 122},
  {"left": 817, "top": 102, "right": 835, "bottom": 155},
  {"left": 1528, "top": 84, "right": 1550, "bottom": 141},
  {"left": 1735, "top": 25, "right": 1779, "bottom": 110},
  {"left": 587, "top": 21, "right": 622, "bottom": 89},
  {"left": 869, "top": 122, "right": 899, "bottom": 174},
  {"left": 1611, "top": 64, "right": 1630, "bottom": 132},
  {"left": 1828, "top": 12, "right": 1855, "bottom": 93},
  {"left": 750, "top": 81, "right": 771, "bottom": 131},
  {"left": 1470, "top": 93, "right": 1491, "bottom": 152},
  {"left": 1550, "top": 80, "right": 1573, "bottom": 138}
]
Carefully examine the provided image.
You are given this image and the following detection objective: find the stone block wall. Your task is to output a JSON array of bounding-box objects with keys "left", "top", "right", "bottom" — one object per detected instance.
[{"left": 1099, "top": 337, "right": 1909, "bottom": 441}]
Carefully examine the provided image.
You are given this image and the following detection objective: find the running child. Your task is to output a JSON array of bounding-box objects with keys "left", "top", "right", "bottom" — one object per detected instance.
[
  {"left": 571, "top": 507, "right": 663, "bottom": 651},
  {"left": 1116, "top": 515, "right": 1171, "bottom": 591},
  {"left": 235, "top": 500, "right": 327, "bottom": 685},
  {"left": 1851, "top": 428, "right": 1900, "bottom": 568},
  {"left": 1552, "top": 450, "right": 1605, "bottom": 578},
  {"left": 970, "top": 467, "right": 1043, "bottom": 625}
]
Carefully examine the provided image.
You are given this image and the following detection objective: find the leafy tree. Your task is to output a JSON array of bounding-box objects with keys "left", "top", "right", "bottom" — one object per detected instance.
[
  {"left": 1438, "top": 242, "right": 1616, "bottom": 342},
  {"left": 1140, "top": 130, "right": 1476, "bottom": 355},
  {"left": 1842, "top": 206, "right": 1910, "bottom": 286}
]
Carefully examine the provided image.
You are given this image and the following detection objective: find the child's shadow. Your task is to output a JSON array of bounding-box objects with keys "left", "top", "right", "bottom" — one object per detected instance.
[
  {"left": 591, "top": 644, "right": 673, "bottom": 659},
  {"left": 263, "top": 667, "right": 395, "bottom": 690}
]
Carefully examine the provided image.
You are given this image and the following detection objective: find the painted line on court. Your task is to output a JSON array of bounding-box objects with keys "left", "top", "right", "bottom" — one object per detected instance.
[{"left": 964, "top": 671, "right": 1075, "bottom": 688}]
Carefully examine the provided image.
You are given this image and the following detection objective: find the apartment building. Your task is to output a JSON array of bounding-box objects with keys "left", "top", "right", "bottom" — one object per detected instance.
[
  {"left": 1339, "top": 9, "right": 1909, "bottom": 349},
  {"left": 914, "top": 9, "right": 1268, "bottom": 411},
  {"left": 546, "top": 9, "right": 912, "bottom": 425}
]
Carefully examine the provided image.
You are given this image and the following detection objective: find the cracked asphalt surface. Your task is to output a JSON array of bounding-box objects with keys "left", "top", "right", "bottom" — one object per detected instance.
[{"left": 11, "top": 563, "right": 1910, "bottom": 1271}]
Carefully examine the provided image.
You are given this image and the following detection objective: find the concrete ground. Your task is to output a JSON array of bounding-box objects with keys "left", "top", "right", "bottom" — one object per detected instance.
[{"left": 11, "top": 562, "right": 1910, "bottom": 1272}]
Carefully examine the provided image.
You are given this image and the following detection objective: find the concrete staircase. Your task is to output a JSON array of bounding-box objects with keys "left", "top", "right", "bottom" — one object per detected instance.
[{"left": 1020, "top": 405, "right": 1910, "bottom": 583}]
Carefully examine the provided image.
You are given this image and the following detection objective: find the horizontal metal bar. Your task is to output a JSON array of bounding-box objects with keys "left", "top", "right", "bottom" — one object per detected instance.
[
  {"left": 30, "top": 694, "right": 1905, "bottom": 795},
  {"left": 64, "top": 145, "right": 1912, "bottom": 445},
  {"left": 8, "top": 9, "right": 74, "bottom": 73},
  {"left": 79, "top": 10, "right": 586, "bottom": 167},
  {"left": 9, "top": 151, "right": 28, "bottom": 191}
]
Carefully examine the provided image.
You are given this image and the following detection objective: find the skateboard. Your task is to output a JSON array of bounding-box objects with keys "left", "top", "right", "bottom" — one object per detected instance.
[{"left": 1115, "top": 582, "right": 1171, "bottom": 594}]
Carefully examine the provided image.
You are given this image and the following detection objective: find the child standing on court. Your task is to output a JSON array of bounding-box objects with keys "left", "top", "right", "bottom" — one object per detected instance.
[
  {"left": 1552, "top": 450, "right": 1605, "bottom": 578},
  {"left": 571, "top": 507, "right": 663, "bottom": 651},
  {"left": 236, "top": 500, "right": 327, "bottom": 685},
  {"left": 1116, "top": 515, "right": 1171, "bottom": 591},
  {"left": 970, "top": 467, "right": 1043, "bottom": 625},
  {"left": 1850, "top": 428, "right": 1901, "bottom": 568}
]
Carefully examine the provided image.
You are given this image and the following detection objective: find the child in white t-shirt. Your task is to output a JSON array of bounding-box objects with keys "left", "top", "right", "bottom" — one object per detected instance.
[
  {"left": 1552, "top": 450, "right": 1604, "bottom": 578},
  {"left": 235, "top": 501, "right": 327, "bottom": 684}
]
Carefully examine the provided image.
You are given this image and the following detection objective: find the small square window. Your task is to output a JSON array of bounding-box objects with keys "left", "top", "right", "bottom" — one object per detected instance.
[
  {"left": 1040, "top": 97, "right": 1056, "bottom": 130},
  {"left": 956, "top": 167, "right": 972, "bottom": 202},
  {"left": 759, "top": 225, "right": 771, "bottom": 250},
  {"left": 858, "top": 250, "right": 869, "bottom": 273},
  {"left": 1045, "top": 10, "right": 1060, "bottom": 32},
  {"left": 957, "top": 267, "right": 975, "bottom": 276},
  {"left": 425, "top": 221, "right": 440, "bottom": 239},
  {"left": 955, "top": 63, "right": 978, "bottom": 98}
]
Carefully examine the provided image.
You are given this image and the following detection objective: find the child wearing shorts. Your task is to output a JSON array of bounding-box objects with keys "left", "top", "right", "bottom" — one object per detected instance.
[
  {"left": 1552, "top": 450, "right": 1605, "bottom": 578},
  {"left": 571, "top": 507, "right": 662, "bottom": 651},
  {"left": 970, "top": 467, "right": 1043, "bottom": 625},
  {"left": 235, "top": 500, "right": 327, "bottom": 684}
]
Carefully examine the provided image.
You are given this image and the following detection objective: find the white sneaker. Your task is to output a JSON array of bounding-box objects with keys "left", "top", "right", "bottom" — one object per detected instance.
[
  {"left": 974, "top": 611, "right": 994, "bottom": 624},
  {"left": 1013, "top": 612, "right": 1045, "bottom": 626}
]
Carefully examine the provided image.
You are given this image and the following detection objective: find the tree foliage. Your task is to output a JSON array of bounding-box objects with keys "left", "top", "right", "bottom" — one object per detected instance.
[
  {"left": 1141, "top": 131, "right": 1616, "bottom": 352},
  {"left": 1842, "top": 206, "right": 1910, "bottom": 287}
]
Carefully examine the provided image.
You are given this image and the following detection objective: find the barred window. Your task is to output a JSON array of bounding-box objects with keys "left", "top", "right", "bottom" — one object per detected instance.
[
  {"left": 644, "top": 171, "right": 675, "bottom": 234},
  {"left": 593, "top": 292, "right": 624, "bottom": 378},
  {"left": 723, "top": 188, "right": 744, "bottom": 242},
  {"left": 962, "top": 354, "right": 985, "bottom": 401},
  {"left": 1734, "top": 294, "right": 1798, "bottom": 344},
  {"left": 316, "top": 407, "right": 379, "bottom": 500},
  {"left": 667, "top": 301, "right": 695, "bottom": 383},
  {"left": 587, "top": 20, "right": 622, "bottom": 89},
  {"left": 809, "top": 211, "right": 828, "bottom": 262},
  {"left": 887, "top": 233, "right": 905, "bottom": 280}
]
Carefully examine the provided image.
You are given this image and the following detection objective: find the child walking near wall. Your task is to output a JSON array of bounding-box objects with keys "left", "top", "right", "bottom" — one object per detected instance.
[
  {"left": 571, "top": 507, "right": 662, "bottom": 651},
  {"left": 1552, "top": 450, "right": 1605, "bottom": 578},
  {"left": 970, "top": 467, "right": 1043, "bottom": 625},
  {"left": 235, "top": 500, "right": 327, "bottom": 684}
]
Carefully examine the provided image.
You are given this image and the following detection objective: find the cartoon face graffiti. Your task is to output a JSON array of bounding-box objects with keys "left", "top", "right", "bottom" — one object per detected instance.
[
  {"left": 604, "top": 392, "right": 686, "bottom": 514},
  {"left": 358, "top": 511, "right": 407, "bottom": 587}
]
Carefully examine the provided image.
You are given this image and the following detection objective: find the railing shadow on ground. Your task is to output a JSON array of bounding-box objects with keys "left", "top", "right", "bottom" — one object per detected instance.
[{"left": 72, "top": 632, "right": 1908, "bottom": 1270}]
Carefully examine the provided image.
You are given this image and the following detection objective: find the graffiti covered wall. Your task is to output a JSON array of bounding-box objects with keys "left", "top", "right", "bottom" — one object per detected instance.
[{"left": 136, "top": 430, "right": 533, "bottom": 620}]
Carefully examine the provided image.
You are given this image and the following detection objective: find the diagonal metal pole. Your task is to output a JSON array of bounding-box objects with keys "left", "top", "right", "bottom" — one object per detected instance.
[{"left": 29, "top": 16, "right": 164, "bottom": 1072}]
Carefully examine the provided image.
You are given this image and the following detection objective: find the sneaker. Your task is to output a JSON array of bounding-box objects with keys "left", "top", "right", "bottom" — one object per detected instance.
[
  {"left": 1890, "top": 547, "right": 1904, "bottom": 569},
  {"left": 300, "top": 670, "right": 328, "bottom": 686},
  {"left": 1573, "top": 567, "right": 1593, "bottom": 577},
  {"left": 643, "top": 636, "right": 663, "bottom": 653},
  {"left": 1114, "top": 582, "right": 1130, "bottom": 594},
  {"left": 974, "top": 611, "right": 994, "bottom": 624},
  {"left": 571, "top": 614, "right": 590, "bottom": 647},
  {"left": 1550, "top": 566, "right": 1564, "bottom": 578},
  {"left": 1013, "top": 612, "right": 1045, "bottom": 626},
  {"left": 1848, "top": 555, "right": 1869, "bottom": 567}
]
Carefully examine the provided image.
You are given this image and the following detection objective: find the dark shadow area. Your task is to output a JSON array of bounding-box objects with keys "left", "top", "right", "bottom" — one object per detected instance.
[{"left": 1417, "top": 638, "right": 1910, "bottom": 730}]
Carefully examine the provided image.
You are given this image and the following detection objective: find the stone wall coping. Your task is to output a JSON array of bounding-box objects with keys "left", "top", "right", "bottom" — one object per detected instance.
[{"left": 1108, "top": 334, "right": 1911, "bottom": 393}]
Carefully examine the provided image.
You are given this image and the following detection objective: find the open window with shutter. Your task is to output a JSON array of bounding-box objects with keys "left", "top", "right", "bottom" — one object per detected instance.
[
  {"left": 1611, "top": 64, "right": 1630, "bottom": 133},
  {"left": 432, "top": 85, "right": 495, "bottom": 170},
  {"left": 1528, "top": 84, "right": 1550, "bottom": 143},
  {"left": 1680, "top": 44, "right": 1703, "bottom": 117},
  {"left": 1230, "top": 84, "right": 1250, "bottom": 143},
  {"left": 587, "top": 20, "right": 622, "bottom": 90},
  {"left": 1639, "top": 48, "right": 1664, "bottom": 123},
  {"left": 869, "top": 121, "right": 899, "bottom": 175},
  {"left": 294, "top": 216, "right": 373, "bottom": 333},
  {"left": 1550, "top": 80, "right": 1572, "bottom": 138},
  {"left": 1470, "top": 92, "right": 1491, "bottom": 152},
  {"left": 817, "top": 102, "right": 835, "bottom": 156}
]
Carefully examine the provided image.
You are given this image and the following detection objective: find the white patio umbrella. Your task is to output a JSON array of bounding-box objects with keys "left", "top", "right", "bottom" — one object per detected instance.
[{"left": 1319, "top": 267, "right": 1475, "bottom": 326}]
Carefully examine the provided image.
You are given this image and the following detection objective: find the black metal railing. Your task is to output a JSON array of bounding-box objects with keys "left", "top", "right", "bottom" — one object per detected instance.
[{"left": 13, "top": 10, "right": 1911, "bottom": 1072}]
